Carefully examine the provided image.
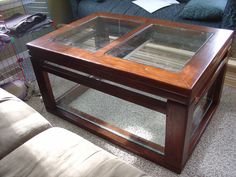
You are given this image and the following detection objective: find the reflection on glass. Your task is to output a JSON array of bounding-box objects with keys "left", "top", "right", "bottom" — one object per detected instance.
[
  {"left": 52, "top": 17, "right": 142, "bottom": 52},
  {"left": 48, "top": 73, "right": 78, "bottom": 99},
  {"left": 191, "top": 92, "right": 212, "bottom": 136},
  {"left": 108, "top": 25, "right": 213, "bottom": 72},
  {"left": 48, "top": 73, "right": 166, "bottom": 154}
]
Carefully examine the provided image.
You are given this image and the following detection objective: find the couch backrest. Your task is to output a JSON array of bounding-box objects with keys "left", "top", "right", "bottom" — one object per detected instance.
[
  {"left": 177, "top": 0, "right": 190, "bottom": 3},
  {"left": 221, "top": 0, "right": 236, "bottom": 29}
]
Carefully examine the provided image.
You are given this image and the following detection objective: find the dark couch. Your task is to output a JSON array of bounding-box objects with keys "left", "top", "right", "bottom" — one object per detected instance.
[{"left": 69, "top": 0, "right": 236, "bottom": 30}]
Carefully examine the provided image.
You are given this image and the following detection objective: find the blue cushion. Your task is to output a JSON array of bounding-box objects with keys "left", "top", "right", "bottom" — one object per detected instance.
[
  {"left": 221, "top": 0, "right": 236, "bottom": 29},
  {"left": 180, "top": 0, "right": 227, "bottom": 20},
  {"left": 177, "top": 0, "right": 189, "bottom": 3},
  {"left": 77, "top": 0, "right": 185, "bottom": 20}
]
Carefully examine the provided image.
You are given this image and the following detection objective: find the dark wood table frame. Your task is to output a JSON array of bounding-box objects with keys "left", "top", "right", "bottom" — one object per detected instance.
[{"left": 27, "top": 13, "right": 234, "bottom": 173}]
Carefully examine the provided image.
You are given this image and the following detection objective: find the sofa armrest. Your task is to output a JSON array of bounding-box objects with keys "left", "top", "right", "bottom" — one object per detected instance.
[
  {"left": 222, "top": 0, "right": 236, "bottom": 30},
  {"left": 0, "top": 88, "right": 51, "bottom": 159}
]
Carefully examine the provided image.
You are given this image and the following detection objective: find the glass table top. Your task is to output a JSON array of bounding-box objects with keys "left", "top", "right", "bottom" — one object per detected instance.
[
  {"left": 52, "top": 16, "right": 213, "bottom": 72},
  {"left": 52, "top": 17, "right": 143, "bottom": 52},
  {"left": 107, "top": 25, "right": 213, "bottom": 72}
]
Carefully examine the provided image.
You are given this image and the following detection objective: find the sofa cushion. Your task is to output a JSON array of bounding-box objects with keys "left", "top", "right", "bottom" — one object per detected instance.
[
  {"left": 0, "top": 127, "right": 150, "bottom": 177},
  {"left": 74, "top": 0, "right": 221, "bottom": 28},
  {"left": 221, "top": 0, "right": 236, "bottom": 29},
  {"left": 77, "top": 0, "right": 185, "bottom": 20},
  {"left": 177, "top": 0, "right": 189, "bottom": 3},
  {"left": 180, "top": 0, "right": 228, "bottom": 20},
  {"left": 0, "top": 88, "right": 51, "bottom": 159},
  {"left": 174, "top": 15, "right": 222, "bottom": 28},
  {"left": 71, "top": 0, "right": 236, "bottom": 30}
]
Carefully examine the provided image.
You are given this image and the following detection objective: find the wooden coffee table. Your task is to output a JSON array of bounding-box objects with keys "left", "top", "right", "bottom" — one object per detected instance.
[{"left": 27, "top": 13, "right": 233, "bottom": 173}]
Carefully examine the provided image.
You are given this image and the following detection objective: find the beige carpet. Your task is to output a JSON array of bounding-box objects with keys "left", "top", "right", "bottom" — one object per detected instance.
[{"left": 26, "top": 85, "right": 236, "bottom": 177}]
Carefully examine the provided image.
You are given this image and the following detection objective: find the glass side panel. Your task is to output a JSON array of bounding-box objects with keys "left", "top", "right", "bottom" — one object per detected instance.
[
  {"left": 52, "top": 17, "right": 142, "bottom": 52},
  {"left": 48, "top": 73, "right": 166, "bottom": 154},
  {"left": 108, "top": 25, "right": 213, "bottom": 72},
  {"left": 191, "top": 90, "right": 213, "bottom": 137}
]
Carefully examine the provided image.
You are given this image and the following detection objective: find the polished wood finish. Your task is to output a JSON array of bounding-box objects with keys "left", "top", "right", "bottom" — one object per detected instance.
[{"left": 27, "top": 13, "right": 234, "bottom": 174}]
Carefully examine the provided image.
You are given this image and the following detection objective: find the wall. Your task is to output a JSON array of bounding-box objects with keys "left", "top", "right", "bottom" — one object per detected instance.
[{"left": 47, "top": 0, "right": 73, "bottom": 25}]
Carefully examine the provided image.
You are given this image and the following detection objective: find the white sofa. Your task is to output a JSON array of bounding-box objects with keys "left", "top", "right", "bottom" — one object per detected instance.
[{"left": 0, "top": 88, "right": 150, "bottom": 177}]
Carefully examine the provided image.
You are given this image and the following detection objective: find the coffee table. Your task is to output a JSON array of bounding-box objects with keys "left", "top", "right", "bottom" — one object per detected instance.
[{"left": 27, "top": 13, "right": 233, "bottom": 173}]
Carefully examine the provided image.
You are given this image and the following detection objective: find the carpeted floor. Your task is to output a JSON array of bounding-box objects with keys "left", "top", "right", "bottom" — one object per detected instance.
[
  {"left": 26, "top": 85, "right": 236, "bottom": 177},
  {"left": 59, "top": 88, "right": 166, "bottom": 147}
]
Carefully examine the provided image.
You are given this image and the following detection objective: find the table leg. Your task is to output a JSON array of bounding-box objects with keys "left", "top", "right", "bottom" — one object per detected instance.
[
  {"left": 31, "top": 58, "right": 56, "bottom": 111},
  {"left": 165, "top": 100, "right": 193, "bottom": 173}
]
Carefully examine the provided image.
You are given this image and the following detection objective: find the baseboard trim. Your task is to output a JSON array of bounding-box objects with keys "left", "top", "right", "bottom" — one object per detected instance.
[{"left": 225, "top": 57, "right": 236, "bottom": 88}]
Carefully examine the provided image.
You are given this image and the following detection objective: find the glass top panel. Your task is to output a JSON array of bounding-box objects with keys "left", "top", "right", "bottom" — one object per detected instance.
[
  {"left": 52, "top": 17, "right": 142, "bottom": 52},
  {"left": 107, "top": 25, "right": 213, "bottom": 72}
]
